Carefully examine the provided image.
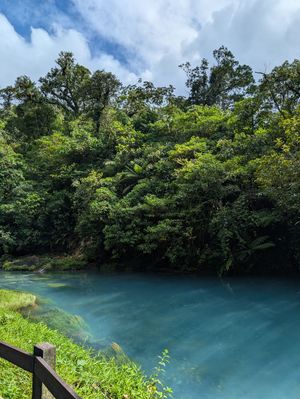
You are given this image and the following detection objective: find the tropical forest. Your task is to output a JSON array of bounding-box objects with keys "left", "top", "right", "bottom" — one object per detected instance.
[
  {"left": 1, "top": 47, "right": 300, "bottom": 275},
  {"left": 1, "top": 38, "right": 300, "bottom": 399}
]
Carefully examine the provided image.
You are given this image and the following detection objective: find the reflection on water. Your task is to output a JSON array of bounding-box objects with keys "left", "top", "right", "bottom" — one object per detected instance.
[{"left": 1, "top": 271, "right": 300, "bottom": 399}]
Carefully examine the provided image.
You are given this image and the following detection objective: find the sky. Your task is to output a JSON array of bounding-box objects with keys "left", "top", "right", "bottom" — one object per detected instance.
[{"left": 0, "top": 0, "right": 300, "bottom": 92}]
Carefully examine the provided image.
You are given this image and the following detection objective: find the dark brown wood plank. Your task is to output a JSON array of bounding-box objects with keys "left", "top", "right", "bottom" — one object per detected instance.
[
  {"left": 0, "top": 341, "right": 34, "bottom": 372},
  {"left": 34, "top": 357, "right": 82, "bottom": 399}
]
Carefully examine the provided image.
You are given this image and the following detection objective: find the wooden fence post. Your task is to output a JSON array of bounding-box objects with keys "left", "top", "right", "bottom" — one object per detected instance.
[{"left": 32, "top": 343, "right": 56, "bottom": 399}]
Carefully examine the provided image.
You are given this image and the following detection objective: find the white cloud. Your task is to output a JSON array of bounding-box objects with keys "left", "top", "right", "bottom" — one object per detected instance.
[
  {"left": 193, "top": 0, "right": 300, "bottom": 72},
  {"left": 72, "top": 0, "right": 201, "bottom": 91},
  {"left": 71, "top": 0, "right": 300, "bottom": 91},
  {"left": 2, "top": 1, "right": 300, "bottom": 92},
  {"left": 0, "top": 14, "right": 138, "bottom": 88}
]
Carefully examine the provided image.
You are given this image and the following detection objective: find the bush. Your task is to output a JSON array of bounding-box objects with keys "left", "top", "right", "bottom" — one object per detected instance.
[{"left": 1, "top": 255, "right": 86, "bottom": 271}]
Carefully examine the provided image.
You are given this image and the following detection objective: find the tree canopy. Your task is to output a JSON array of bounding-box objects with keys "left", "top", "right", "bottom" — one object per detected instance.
[{"left": 1, "top": 48, "right": 300, "bottom": 274}]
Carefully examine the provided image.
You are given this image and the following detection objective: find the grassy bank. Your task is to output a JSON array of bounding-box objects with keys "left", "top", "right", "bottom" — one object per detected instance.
[
  {"left": 1, "top": 255, "right": 87, "bottom": 271},
  {"left": 0, "top": 289, "right": 171, "bottom": 399}
]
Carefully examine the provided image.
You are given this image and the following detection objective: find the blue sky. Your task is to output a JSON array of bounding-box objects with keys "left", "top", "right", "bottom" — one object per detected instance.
[{"left": 0, "top": 0, "right": 300, "bottom": 92}]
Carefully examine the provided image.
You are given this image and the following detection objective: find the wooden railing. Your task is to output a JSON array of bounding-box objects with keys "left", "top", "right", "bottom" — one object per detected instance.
[{"left": 0, "top": 341, "right": 82, "bottom": 399}]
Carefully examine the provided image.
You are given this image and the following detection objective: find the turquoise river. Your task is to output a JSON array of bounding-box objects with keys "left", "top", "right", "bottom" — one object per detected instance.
[{"left": 1, "top": 271, "right": 300, "bottom": 399}]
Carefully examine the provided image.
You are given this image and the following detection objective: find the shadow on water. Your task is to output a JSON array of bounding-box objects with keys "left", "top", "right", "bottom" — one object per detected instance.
[{"left": 2, "top": 270, "right": 300, "bottom": 399}]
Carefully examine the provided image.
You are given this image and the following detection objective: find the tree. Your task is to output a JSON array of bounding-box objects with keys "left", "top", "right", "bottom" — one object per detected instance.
[
  {"left": 0, "top": 86, "right": 15, "bottom": 109},
  {"left": 258, "top": 59, "right": 300, "bottom": 115},
  {"left": 39, "top": 52, "right": 91, "bottom": 117},
  {"left": 84, "top": 70, "right": 121, "bottom": 133},
  {"left": 0, "top": 76, "right": 59, "bottom": 140},
  {"left": 181, "top": 46, "right": 255, "bottom": 109},
  {"left": 40, "top": 52, "right": 121, "bottom": 133}
]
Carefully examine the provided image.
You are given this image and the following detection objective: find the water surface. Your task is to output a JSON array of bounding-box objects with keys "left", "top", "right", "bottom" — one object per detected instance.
[{"left": 1, "top": 271, "right": 300, "bottom": 399}]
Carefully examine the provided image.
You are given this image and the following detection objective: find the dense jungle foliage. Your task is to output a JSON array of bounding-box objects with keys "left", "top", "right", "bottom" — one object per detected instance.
[{"left": 1, "top": 46, "right": 300, "bottom": 274}]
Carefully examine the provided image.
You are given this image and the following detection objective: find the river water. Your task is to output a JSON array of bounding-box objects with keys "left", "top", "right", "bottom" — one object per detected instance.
[{"left": 1, "top": 271, "right": 300, "bottom": 399}]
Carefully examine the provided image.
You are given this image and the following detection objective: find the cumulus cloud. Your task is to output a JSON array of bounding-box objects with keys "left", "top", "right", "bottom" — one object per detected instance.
[
  {"left": 1, "top": 1, "right": 300, "bottom": 92},
  {"left": 0, "top": 13, "right": 137, "bottom": 88},
  {"left": 72, "top": 0, "right": 300, "bottom": 91},
  {"left": 193, "top": 0, "right": 300, "bottom": 72}
]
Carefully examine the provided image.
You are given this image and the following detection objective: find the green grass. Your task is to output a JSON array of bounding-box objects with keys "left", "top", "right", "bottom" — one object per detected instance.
[
  {"left": 0, "top": 289, "right": 36, "bottom": 311},
  {"left": 2, "top": 255, "right": 86, "bottom": 271},
  {"left": 0, "top": 290, "right": 172, "bottom": 399}
]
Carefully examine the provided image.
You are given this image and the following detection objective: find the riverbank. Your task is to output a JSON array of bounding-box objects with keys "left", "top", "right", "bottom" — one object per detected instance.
[
  {"left": 0, "top": 255, "right": 90, "bottom": 272},
  {"left": 0, "top": 289, "right": 169, "bottom": 399},
  {"left": 2, "top": 254, "right": 300, "bottom": 277}
]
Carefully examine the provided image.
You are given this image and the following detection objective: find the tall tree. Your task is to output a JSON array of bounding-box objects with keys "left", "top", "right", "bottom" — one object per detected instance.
[
  {"left": 181, "top": 46, "right": 255, "bottom": 109},
  {"left": 258, "top": 59, "right": 300, "bottom": 116},
  {"left": 84, "top": 70, "right": 121, "bottom": 133},
  {"left": 39, "top": 52, "right": 91, "bottom": 116},
  {"left": 40, "top": 52, "right": 121, "bottom": 133}
]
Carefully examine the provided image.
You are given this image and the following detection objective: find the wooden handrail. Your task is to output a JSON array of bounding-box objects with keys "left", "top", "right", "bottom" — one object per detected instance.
[
  {"left": 34, "top": 357, "right": 81, "bottom": 399},
  {"left": 0, "top": 341, "right": 34, "bottom": 372},
  {"left": 0, "top": 341, "right": 82, "bottom": 399}
]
